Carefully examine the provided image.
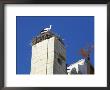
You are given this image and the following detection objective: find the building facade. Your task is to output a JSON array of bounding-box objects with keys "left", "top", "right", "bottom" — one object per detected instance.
[
  {"left": 67, "top": 57, "right": 94, "bottom": 74},
  {"left": 30, "top": 26, "right": 67, "bottom": 74}
]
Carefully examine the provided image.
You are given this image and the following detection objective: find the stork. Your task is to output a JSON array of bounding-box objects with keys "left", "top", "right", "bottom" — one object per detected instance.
[{"left": 44, "top": 25, "right": 52, "bottom": 31}]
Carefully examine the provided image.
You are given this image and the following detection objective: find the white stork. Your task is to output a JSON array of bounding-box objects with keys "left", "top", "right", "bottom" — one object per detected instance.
[{"left": 44, "top": 25, "right": 52, "bottom": 31}]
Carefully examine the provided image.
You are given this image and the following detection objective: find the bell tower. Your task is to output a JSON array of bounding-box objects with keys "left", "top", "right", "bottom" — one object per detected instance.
[{"left": 30, "top": 25, "right": 66, "bottom": 74}]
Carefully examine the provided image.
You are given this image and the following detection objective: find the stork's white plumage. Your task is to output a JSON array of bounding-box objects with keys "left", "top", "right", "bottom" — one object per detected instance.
[{"left": 44, "top": 25, "right": 52, "bottom": 31}]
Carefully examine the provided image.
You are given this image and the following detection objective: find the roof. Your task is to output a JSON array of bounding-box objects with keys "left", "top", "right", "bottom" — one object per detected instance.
[{"left": 32, "top": 29, "right": 64, "bottom": 46}]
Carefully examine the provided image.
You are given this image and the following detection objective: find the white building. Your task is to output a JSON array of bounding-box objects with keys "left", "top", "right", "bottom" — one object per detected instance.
[
  {"left": 67, "top": 59, "right": 91, "bottom": 74},
  {"left": 30, "top": 25, "right": 67, "bottom": 74}
]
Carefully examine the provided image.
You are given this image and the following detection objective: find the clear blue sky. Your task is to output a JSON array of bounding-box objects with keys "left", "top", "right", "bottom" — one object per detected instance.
[{"left": 16, "top": 16, "right": 94, "bottom": 74}]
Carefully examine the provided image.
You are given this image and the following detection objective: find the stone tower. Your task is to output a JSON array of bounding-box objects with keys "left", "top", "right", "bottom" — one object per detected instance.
[{"left": 30, "top": 25, "right": 66, "bottom": 74}]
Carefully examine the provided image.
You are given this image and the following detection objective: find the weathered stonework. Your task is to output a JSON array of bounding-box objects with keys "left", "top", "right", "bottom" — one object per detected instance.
[{"left": 30, "top": 30, "right": 66, "bottom": 74}]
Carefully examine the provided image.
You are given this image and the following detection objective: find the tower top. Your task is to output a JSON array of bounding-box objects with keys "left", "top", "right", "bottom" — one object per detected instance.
[{"left": 32, "top": 25, "right": 64, "bottom": 46}]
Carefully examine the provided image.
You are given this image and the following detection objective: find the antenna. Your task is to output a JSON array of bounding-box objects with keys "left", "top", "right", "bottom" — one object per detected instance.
[{"left": 79, "top": 44, "right": 94, "bottom": 58}]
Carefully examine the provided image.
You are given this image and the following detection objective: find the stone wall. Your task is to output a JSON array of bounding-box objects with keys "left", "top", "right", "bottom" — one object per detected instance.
[{"left": 30, "top": 36, "right": 66, "bottom": 74}]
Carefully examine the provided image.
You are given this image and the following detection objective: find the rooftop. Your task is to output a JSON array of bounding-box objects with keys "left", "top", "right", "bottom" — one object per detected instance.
[{"left": 32, "top": 25, "right": 65, "bottom": 46}]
